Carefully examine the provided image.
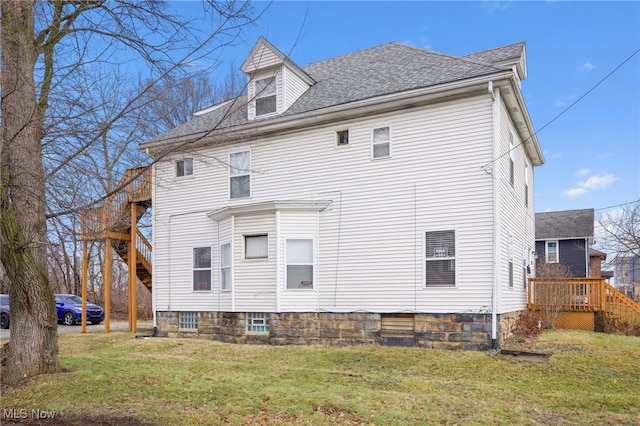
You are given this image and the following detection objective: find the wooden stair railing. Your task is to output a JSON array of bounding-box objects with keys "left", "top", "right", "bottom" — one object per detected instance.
[
  {"left": 528, "top": 278, "right": 640, "bottom": 328},
  {"left": 602, "top": 282, "right": 640, "bottom": 326},
  {"left": 81, "top": 166, "right": 152, "bottom": 291}
]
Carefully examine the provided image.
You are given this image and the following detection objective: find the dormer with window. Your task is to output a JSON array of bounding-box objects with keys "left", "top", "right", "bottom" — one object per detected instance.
[{"left": 241, "top": 37, "right": 315, "bottom": 121}]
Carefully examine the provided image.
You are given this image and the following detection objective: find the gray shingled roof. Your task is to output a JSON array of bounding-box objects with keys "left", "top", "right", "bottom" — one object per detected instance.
[
  {"left": 535, "top": 209, "right": 595, "bottom": 240},
  {"left": 142, "top": 41, "right": 525, "bottom": 146}
]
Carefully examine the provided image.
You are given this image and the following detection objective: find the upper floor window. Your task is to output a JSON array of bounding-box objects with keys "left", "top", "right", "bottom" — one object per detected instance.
[
  {"left": 337, "top": 130, "right": 349, "bottom": 146},
  {"left": 229, "top": 150, "right": 250, "bottom": 199},
  {"left": 545, "top": 241, "right": 558, "bottom": 263},
  {"left": 424, "top": 230, "right": 456, "bottom": 287},
  {"left": 176, "top": 158, "right": 193, "bottom": 177},
  {"left": 255, "top": 77, "right": 276, "bottom": 116},
  {"left": 509, "top": 132, "right": 515, "bottom": 187},
  {"left": 372, "top": 126, "right": 391, "bottom": 159}
]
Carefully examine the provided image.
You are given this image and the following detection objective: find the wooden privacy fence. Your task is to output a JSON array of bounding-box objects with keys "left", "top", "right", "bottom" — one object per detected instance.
[{"left": 528, "top": 278, "right": 640, "bottom": 329}]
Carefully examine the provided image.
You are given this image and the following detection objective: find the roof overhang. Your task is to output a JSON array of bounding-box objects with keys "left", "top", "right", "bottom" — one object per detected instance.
[
  {"left": 207, "top": 200, "right": 332, "bottom": 221},
  {"left": 143, "top": 71, "right": 544, "bottom": 167}
]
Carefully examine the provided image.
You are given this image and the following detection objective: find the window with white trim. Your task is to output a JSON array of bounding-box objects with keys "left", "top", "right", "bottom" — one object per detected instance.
[
  {"left": 372, "top": 126, "right": 391, "bottom": 159},
  {"left": 179, "top": 312, "right": 197, "bottom": 330},
  {"left": 220, "top": 243, "right": 231, "bottom": 291},
  {"left": 193, "top": 247, "right": 211, "bottom": 291},
  {"left": 176, "top": 158, "right": 193, "bottom": 177},
  {"left": 286, "top": 239, "right": 314, "bottom": 289},
  {"left": 545, "top": 241, "right": 558, "bottom": 263},
  {"left": 509, "top": 132, "right": 515, "bottom": 187},
  {"left": 245, "top": 235, "right": 268, "bottom": 259},
  {"left": 247, "top": 312, "right": 270, "bottom": 333},
  {"left": 255, "top": 77, "right": 276, "bottom": 116},
  {"left": 424, "top": 230, "right": 456, "bottom": 287},
  {"left": 229, "top": 150, "right": 250, "bottom": 199},
  {"left": 508, "top": 234, "right": 514, "bottom": 288},
  {"left": 337, "top": 130, "right": 349, "bottom": 146},
  {"left": 524, "top": 162, "right": 529, "bottom": 206}
]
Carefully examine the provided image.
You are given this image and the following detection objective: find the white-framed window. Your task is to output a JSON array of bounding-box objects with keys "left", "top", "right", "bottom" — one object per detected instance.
[
  {"left": 509, "top": 261, "right": 514, "bottom": 288},
  {"left": 524, "top": 162, "right": 529, "bottom": 206},
  {"left": 424, "top": 230, "right": 456, "bottom": 287},
  {"left": 179, "top": 312, "right": 197, "bottom": 330},
  {"left": 508, "top": 234, "right": 514, "bottom": 288},
  {"left": 220, "top": 243, "right": 231, "bottom": 291},
  {"left": 245, "top": 235, "right": 268, "bottom": 259},
  {"left": 255, "top": 76, "right": 277, "bottom": 116},
  {"left": 337, "top": 130, "right": 349, "bottom": 146},
  {"left": 372, "top": 126, "right": 391, "bottom": 159},
  {"left": 176, "top": 158, "right": 193, "bottom": 177},
  {"left": 509, "top": 132, "right": 515, "bottom": 187},
  {"left": 229, "top": 150, "right": 250, "bottom": 199},
  {"left": 193, "top": 247, "right": 211, "bottom": 291},
  {"left": 247, "top": 312, "right": 270, "bottom": 333},
  {"left": 545, "top": 241, "right": 558, "bottom": 263},
  {"left": 286, "top": 238, "right": 314, "bottom": 289}
]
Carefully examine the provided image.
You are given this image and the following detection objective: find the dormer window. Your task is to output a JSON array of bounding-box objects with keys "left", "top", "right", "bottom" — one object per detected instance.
[{"left": 255, "top": 77, "right": 276, "bottom": 116}]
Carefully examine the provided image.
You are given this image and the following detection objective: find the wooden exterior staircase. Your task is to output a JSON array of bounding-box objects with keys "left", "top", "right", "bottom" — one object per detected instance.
[
  {"left": 528, "top": 278, "right": 640, "bottom": 330},
  {"left": 80, "top": 166, "right": 152, "bottom": 332}
]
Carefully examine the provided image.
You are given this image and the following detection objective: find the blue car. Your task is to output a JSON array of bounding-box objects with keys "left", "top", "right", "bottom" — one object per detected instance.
[{"left": 55, "top": 294, "right": 105, "bottom": 326}]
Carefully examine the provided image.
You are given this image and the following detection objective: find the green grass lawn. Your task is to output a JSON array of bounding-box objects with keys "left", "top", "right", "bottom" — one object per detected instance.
[{"left": 1, "top": 330, "right": 639, "bottom": 425}]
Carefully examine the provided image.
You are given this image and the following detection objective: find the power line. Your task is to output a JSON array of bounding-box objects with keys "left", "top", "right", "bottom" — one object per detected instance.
[
  {"left": 482, "top": 47, "right": 640, "bottom": 169},
  {"left": 594, "top": 199, "right": 639, "bottom": 212}
]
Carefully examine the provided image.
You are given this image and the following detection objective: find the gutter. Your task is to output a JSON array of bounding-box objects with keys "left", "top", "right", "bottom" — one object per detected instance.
[{"left": 141, "top": 72, "right": 515, "bottom": 154}]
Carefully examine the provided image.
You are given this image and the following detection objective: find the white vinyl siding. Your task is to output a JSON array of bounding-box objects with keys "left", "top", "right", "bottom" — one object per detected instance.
[
  {"left": 498, "top": 99, "right": 535, "bottom": 313},
  {"left": 234, "top": 214, "right": 276, "bottom": 311},
  {"left": 154, "top": 94, "right": 503, "bottom": 314}
]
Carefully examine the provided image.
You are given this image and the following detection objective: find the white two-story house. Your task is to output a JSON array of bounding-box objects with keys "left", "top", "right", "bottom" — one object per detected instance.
[{"left": 140, "top": 37, "right": 544, "bottom": 350}]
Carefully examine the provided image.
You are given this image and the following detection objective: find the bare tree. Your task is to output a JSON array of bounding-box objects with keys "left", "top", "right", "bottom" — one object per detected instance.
[
  {"left": 0, "top": 0, "right": 257, "bottom": 385},
  {"left": 598, "top": 201, "right": 640, "bottom": 262},
  {"left": 533, "top": 260, "right": 575, "bottom": 329}
]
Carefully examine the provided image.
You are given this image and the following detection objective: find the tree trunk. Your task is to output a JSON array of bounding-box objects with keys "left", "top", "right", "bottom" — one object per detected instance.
[{"left": 0, "top": 0, "right": 59, "bottom": 385}]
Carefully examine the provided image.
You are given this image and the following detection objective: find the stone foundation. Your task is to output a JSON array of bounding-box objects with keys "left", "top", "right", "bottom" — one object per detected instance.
[{"left": 156, "top": 310, "right": 522, "bottom": 351}]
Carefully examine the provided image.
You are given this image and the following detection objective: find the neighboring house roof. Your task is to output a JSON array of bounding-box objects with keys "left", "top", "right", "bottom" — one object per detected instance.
[
  {"left": 535, "top": 208, "right": 595, "bottom": 240},
  {"left": 589, "top": 247, "right": 607, "bottom": 260}
]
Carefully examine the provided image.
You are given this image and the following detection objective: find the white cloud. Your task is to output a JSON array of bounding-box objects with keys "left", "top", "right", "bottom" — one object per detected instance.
[
  {"left": 579, "top": 173, "right": 616, "bottom": 189},
  {"left": 575, "top": 168, "right": 590, "bottom": 176},
  {"left": 564, "top": 187, "right": 587, "bottom": 197},
  {"left": 564, "top": 173, "right": 617, "bottom": 197},
  {"left": 555, "top": 95, "right": 577, "bottom": 107},
  {"left": 581, "top": 62, "right": 595, "bottom": 71}
]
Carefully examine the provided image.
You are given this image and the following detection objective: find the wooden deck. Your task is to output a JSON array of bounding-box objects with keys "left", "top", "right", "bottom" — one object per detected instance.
[{"left": 528, "top": 278, "right": 640, "bottom": 329}]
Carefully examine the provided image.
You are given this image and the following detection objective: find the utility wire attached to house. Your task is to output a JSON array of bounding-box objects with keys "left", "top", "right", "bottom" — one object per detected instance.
[{"left": 481, "top": 47, "right": 640, "bottom": 170}]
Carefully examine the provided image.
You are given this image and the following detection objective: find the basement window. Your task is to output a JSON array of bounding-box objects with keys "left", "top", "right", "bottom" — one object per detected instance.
[
  {"left": 247, "top": 312, "right": 270, "bottom": 333},
  {"left": 179, "top": 312, "right": 197, "bottom": 330}
]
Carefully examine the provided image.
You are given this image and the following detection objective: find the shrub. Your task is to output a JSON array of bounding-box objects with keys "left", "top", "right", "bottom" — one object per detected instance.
[{"left": 514, "top": 310, "right": 545, "bottom": 338}]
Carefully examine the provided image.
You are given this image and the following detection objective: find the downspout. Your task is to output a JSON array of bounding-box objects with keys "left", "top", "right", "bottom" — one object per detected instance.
[{"left": 489, "top": 81, "right": 502, "bottom": 349}]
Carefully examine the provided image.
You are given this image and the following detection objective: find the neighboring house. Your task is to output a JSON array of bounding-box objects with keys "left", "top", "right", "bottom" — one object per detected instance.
[
  {"left": 535, "top": 208, "right": 603, "bottom": 278},
  {"left": 614, "top": 256, "right": 639, "bottom": 299},
  {"left": 140, "top": 37, "right": 544, "bottom": 350}
]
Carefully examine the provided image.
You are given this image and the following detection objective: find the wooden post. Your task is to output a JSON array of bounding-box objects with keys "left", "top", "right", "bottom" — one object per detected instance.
[
  {"left": 81, "top": 239, "right": 88, "bottom": 333},
  {"left": 600, "top": 278, "right": 607, "bottom": 312},
  {"left": 104, "top": 238, "right": 111, "bottom": 334},
  {"left": 129, "top": 202, "right": 137, "bottom": 333}
]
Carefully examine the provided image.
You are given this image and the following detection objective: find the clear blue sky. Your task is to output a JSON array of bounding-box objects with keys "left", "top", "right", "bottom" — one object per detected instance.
[{"left": 178, "top": 1, "right": 640, "bottom": 215}]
